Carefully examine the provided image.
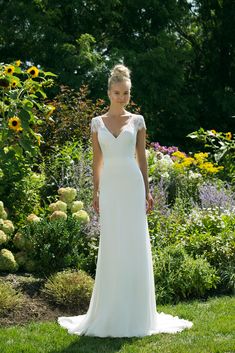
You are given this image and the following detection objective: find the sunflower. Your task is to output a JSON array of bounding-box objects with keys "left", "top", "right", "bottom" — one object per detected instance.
[
  {"left": 15, "top": 60, "right": 21, "bottom": 66},
  {"left": 11, "top": 79, "right": 18, "bottom": 88},
  {"left": 0, "top": 77, "right": 10, "bottom": 88},
  {"left": 8, "top": 116, "right": 22, "bottom": 131},
  {"left": 225, "top": 132, "right": 232, "bottom": 140},
  {"left": 4, "top": 65, "right": 15, "bottom": 75},
  {"left": 27, "top": 66, "right": 39, "bottom": 78},
  {"left": 16, "top": 126, "right": 23, "bottom": 133}
]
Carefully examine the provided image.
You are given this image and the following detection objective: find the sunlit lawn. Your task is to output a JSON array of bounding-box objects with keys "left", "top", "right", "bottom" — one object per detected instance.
[{"left": 0, "top": 295, "right": 234, "bottom": 353}]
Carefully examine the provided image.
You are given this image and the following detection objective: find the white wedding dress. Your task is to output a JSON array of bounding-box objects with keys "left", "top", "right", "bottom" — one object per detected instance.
[{"left": 57, "top": 114, "right": 193, "bottom": 337}]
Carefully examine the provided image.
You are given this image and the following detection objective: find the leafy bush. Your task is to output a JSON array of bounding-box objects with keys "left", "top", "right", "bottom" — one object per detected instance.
[
  {"left": 187, "top": 128, "right": 235, "bottom": 184},
  {"left": 41, "top": 268, "right": 94, "bottom": 310},
  {"left": 0, "top": 280, "right": 24, "bottom": 315},
  {"left": 17, "top": 215, "right": 98, "bottom": 276},
  {"left": 37, "top": 84, "right": 107, "bottom": 150},
  {"left": 197, "top": 180, "right": 235, "bottom": 212},
  {"left": 147, "top": 143, "right": 227, "bottom": 210},
  {"left": 0, "top": 60, "right": 56, "bottom": 225},
  {"left": 149, "top": 205, "right": 235, "bottom": 296},
  {"left": 153, "top": 244, "right": 219, "bottom": 304},
  {"left": 39, "top": 140, "right": 93, "bottom": 209},
  {"left": 178, "top": 209, "right": 235, "bottom": 294}
]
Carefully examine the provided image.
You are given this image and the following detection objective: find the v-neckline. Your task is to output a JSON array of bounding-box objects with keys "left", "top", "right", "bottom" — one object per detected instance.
[{"left": 99, "top": 114, "right": 133, "bottom": 140}]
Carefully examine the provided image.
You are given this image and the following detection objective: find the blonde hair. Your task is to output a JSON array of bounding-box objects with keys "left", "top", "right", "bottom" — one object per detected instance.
[{"left": 108, "top": 64, "right": 131, "bottom": 90}]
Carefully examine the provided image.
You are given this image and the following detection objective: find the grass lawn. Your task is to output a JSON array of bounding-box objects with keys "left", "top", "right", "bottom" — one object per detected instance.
[{"left": 0, "top": 295, "right": 234, "bottom": 353}]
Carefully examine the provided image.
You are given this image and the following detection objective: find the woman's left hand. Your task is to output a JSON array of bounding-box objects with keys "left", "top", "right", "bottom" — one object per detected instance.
[{"left": 146, "top": 192, "right": 154, "bottom": 214}]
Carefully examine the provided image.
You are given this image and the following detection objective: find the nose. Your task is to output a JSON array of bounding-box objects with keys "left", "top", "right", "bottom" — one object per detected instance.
[{"left": 118, "top": 95, "right": 127, "bottom": 101}]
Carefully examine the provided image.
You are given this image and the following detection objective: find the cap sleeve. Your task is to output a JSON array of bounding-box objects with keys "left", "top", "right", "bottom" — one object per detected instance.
[
  {"left": 90, "top": 117, "right": 100, "bottom": 133},
  {"left": 135, "top": 115, "right": 146, "bottom": 131}
]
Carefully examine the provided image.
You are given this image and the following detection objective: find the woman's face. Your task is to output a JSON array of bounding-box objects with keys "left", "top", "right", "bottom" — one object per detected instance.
[{"left": 108, "top": 80, "right": 131, "bottom": 106}]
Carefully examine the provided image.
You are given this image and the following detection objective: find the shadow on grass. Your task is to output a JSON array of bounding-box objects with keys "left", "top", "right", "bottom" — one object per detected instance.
[{"left": 49, "top": 335, "right": 143, "bottom": 353}]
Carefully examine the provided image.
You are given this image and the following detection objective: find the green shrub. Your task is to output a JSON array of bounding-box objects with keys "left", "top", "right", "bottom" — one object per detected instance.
[
  {"left": 0, "top": 249, "right": 19, "bottom": 272},
  {"left": 0, "top": 280, "right": 24, "bottom": 315},
  {"left": 177, "top": 208, "right": 235, "bottom": 293},
  {"left": 41, "top": 268, "right": 94, "bottom": 310},
  {"left": 153, "top": 244, "right": 219, "bottom": 304},
  {"left": 39, "top": 140, "right": 93, "bottom": 209},
  {"left": 0, "top": 60, "right": 56, "bottom": 226},
  {"left": 180, "top": 230, "right": 235, "bottom": 294},
  {"left": 17, "top": 215, "right": 97, "bottom": 276}
]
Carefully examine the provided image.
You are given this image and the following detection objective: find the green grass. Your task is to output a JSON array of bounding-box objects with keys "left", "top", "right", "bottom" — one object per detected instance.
[{"left": 0, "top": 295, "right": 234, "bottom": 353}]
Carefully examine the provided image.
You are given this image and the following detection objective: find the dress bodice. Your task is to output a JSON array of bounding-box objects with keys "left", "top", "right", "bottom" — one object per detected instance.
[{"left": 90, "top": 114, "right": 146, "bottom": 161}]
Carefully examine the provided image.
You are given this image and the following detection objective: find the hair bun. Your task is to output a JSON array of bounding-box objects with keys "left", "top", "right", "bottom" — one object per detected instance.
[{"left": 110, "top": 64, "right": 131, "bottom": 79}]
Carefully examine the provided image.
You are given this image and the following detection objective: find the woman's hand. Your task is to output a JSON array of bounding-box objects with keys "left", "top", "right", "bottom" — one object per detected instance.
[
  {"left": 146, "top": 192, "right": 154, "bottom": 214},
  {"left": 92, "top": 193, "right": 100, "bottom": 214}
]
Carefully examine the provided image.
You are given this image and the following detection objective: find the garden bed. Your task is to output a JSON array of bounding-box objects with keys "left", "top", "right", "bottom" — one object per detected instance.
[{"left": 0, "top": 272, "right": 84, "bottom": 327}]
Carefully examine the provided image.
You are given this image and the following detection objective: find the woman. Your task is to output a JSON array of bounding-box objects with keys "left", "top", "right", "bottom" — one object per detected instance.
[{"left": 57, "top": 64, "right": 193, "bottom": 337}]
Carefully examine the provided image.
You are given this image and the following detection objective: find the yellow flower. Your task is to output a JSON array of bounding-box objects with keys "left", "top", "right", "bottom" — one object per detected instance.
[
  {"left": 11, "top": 79, "right": 18, "bottom": 88},
  {"left": 211, "top": 129, "right": 216, "bottom": 134},
  {"left": 8, "top": 116, "right": 22, "bottom": 131},
  {"left": 225, "top": 132, "right": 232, "bottom": 140},
  {"left": 27, "top": 66, "right": 39, "bottom": 78},
  {"left": 173, "top": 162, "right": 184, "bottom": 172},
  {"left": 4, "top": 65, "right": 15, "bottom": 75},
  {"left": 181, "top": 157, "right": 195, "bottom": 167},
  {"left": 45, "top": 105, "right": 56, "bottom": 118},
  {"left": 15, "top": 60, "right": 21, "bottom": 67},
  {"left": 193, "top": 152, "right": 209, "bottom": 164},
  {"left": 16, "top": 126, "right": 23, "bottom": 133},
  {"left": 198, "top": 162, "right": 224, "bottom": 174},
  {"left": 172, "top": 151, "right": 186, "bottom": 159}
]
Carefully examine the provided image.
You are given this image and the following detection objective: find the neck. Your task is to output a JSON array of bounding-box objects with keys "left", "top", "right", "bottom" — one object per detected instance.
[{"left": 107, "top": 105, "right": 127, "bottom": 118}]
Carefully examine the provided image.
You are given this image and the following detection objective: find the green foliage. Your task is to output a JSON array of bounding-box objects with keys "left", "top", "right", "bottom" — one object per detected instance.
[
  {"left": 38, "top": 85, "right": 107, "bottom": 150},
  {"left": 0, "top": 61, "right": 57, "bottom": 158},
  {"left": 187, "top": 128, "right": 235, "bottom": 184},
  {"left": 0, "top": 280, "right": 24, "bottom": 315},
  {"left": 153, "top": 244, "right": 219, "bottom": 304},
  {"left": 0, "top": 1, "right": 234, "bottom": 148},
  {"left": 41, "top": 268, "right": 94, "bottom": 310},
  {"left": 2, "top": 168, "right": 46, "bottom": 227},
  {"left": 177, "top": 209, "right": 235, "bottom": 293},
  {"left": 147, "top": 146, "right": 226, "bottom": 211},
  {"left": 39, "top": 140, "right": 93, "bottom": 209},
  {"left": 0, "top": 60, "right": 56, "bottom": 224},
  {"left": 17, "top": 215, "right": 98, "bottom": 276},
  {"left": 149, "top": 205, "right": 235, "bottom": 296}
]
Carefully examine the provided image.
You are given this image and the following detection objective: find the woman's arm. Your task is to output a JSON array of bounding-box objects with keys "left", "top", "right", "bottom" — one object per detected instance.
[
  {"left": 91, "top": 130, "right": 103, "bottom": 213},
  {"left": 136, "top": 127, "right": 154, "bottom": 213},
  {"left": 136, "top": 127, "right": 149, "bottom": 196}
]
